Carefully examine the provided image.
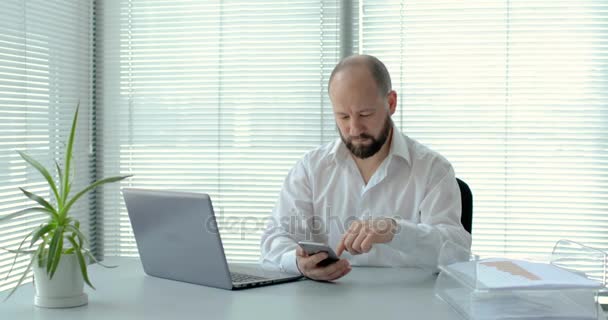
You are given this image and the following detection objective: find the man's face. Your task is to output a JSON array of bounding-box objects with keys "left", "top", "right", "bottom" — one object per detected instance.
[
  {"left": 339, "top": 114, "right": 393, "bottom": 159},
  {"left": 329, "top": 66, "right": 396, "bottom": 159}
]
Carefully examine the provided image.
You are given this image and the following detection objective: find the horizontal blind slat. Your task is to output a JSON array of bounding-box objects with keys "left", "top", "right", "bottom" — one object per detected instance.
[
  {"left": 362, "top": 0, "right": 608, "bottom": 266},
  {"left": 0, "top": 0, "right": 95, "bottom": 292},
  {"left": 98, "top": 0, "right": 340, "bottom": 261}
]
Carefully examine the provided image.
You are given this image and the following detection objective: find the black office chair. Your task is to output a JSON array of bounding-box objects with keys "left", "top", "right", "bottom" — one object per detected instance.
[{"left": 456, "top": 178, "right": 473, "bottom": 234}]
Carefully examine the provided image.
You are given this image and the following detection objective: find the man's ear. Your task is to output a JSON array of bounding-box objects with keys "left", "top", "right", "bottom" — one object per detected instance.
[{"left": 387, "top": 90, "right": 397, "bottom": 115}]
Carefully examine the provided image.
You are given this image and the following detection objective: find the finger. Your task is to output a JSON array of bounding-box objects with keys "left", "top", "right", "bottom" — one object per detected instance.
[
  {"left": 360, "top": 233, "right": 375, "bottom": 253},
  {"left": 309, "top": 259, "right": 348, "bottom": 280},
  {"left": 306, "top": 264, "right": 331, "bottom": 280},
  {"left": 296, "top": 246, "right": 307, "bottom": 257},
  {"left": 351, "top": 229, "right": 369, "bottom": 253},
  {"left": 323, "top": 259, "right": 352, "bottom": 281},
  {"left": 298, "top": 254, "right": 313, "bottom": 272},
  {"left": 346, "top": 222, "right": 364, "bottom": 253},
  {"left": 311, "top": 252, "right": 329, "bottom": 265},
  {"left": 336, "top": 238, "right": 346, "bottom": 257},
  {"left": 324, "top": 266, "right": 347, "bottom": 281},
  {"left": 343, "top": 231, "right": 361, "bottom": 255},
  {"left": 336, "top": 221, "right": 362, "bottom": 256},
  {"left": 348, "top": 220, "right": 363, "bottom": 235},
  {"left": 325, "top": 263, "right": 352, "bottom": 281},
  {"left": 341, "top": 263, "right": 353, "bottom": 278},
  {"left": 302, "top": 252, "right": 328, "bottom": 271}
]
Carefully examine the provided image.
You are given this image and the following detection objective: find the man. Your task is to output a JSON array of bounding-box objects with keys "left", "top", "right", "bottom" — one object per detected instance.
[{"left": 260, "top": 54, "right": 471, "bottom": 281}]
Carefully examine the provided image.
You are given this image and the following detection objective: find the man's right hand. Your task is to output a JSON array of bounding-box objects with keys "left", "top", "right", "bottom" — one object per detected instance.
[{"left": 296, "top": 246, "right": 352, "bottom": 281}]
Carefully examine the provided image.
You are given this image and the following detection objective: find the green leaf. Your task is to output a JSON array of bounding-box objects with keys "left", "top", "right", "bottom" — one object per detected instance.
[
  {"left": 61, "top": 175, "right": 132, "bottom": 218},
  {"left": 55, "top": 160, "right": 64, "bottom": 207},
  {"left": 73, "top": 220, "right": 81, "bottom": 245},
  {"left": 0, "top": 207, "right": 54, "bottom": 222},
  {"left": 18, "top": 189, "right": 58, "bottom": 220},
  {"left": 46, "top": 226, "right": 64, "bottom": 278},
  {"left": 62, "top": 102, "right": 79, "bottom": 204},
  {"left": 30, "top": 224, "right": 55, "bottom": 248},
  {"left": 1, "top": 247, "right": 37, "bottom": 254},
  {"left": 17, "top": 151, "right": 61, "bottom": 206},
  {"left": 37, "top": 236, "right": 48, "bottom": 268},
  {"left": 3, "top": 226, "right": 39, "bottom": 280},
  {"left": 65, "top": 224, "right": 88, "bottom": 246},
  {"left": 2, "top": 251, "right": 36, "bottom": 302},
  {"left": 3, "top": 227, "right": 38, "bottom": 280},
  {"left": 49, "top": 236, "right": 64, "bottom": 279},
  {"left": 45, "top": 230, "right": 57, "bottom": 272},
  {"left": 83, "top": 249, "right": 117, "bottom": 268},
  {"left": 69, "top": 237, "right": 95, "bottom": 290}
]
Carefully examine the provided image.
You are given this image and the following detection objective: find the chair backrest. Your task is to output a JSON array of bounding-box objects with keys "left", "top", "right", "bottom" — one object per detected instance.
[{"left": 456, "top": 178, "right": 473, "bottom": 234}]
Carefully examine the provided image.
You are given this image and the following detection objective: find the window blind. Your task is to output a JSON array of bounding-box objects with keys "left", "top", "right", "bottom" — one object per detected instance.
[
  {"left": 360, "top": 0, "right": 608, "bottom": 262},
  {"left": 97, "top": 0, "right": 341, "bottom": 261},
  {"left": 0, "top": 0, "right": 95, "bottom": 291}
]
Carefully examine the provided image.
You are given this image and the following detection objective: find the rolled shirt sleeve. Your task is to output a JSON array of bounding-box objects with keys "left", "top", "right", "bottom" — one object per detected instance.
[
  {"left": 387, "top": 165, "right": 472, "bottom": 270},
  {"left": 260, "top": 158, "right": 313, "bottom": 274}
]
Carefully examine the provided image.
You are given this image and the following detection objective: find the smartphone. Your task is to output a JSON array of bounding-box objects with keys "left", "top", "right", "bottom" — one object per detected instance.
[{"left": 297, "top": 241, "right": 340, "bottom": 267}]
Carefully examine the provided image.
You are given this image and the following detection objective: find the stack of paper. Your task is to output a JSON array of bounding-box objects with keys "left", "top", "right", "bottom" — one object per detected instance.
[
  {"left": 438, "top": 258, "right": 603, "bottom": 320},
  {"left": 447, "top": 258, "right": 603, "bottom": 290},
  {"left": 441, "top": 287, "right": 597, "bottom": 320}
]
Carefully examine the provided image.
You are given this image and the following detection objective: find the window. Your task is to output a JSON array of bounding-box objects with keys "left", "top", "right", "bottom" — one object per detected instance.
[
  {"left": 1, "top": 1, "right": 606, "bottom": 292},
  {"left": 0, "top": 0, "right": 95, "bottom": 291},
  {"left": 97, "top": 0, "right": 341, "bottom": 261},
  {"left": 360, "top": 0, "right": 608, "bottom": 261}
]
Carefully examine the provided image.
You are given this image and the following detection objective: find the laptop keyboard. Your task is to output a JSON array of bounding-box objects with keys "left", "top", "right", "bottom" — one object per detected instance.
[{"left": 230, "top": 272, "right": 267, "bottom": 284}]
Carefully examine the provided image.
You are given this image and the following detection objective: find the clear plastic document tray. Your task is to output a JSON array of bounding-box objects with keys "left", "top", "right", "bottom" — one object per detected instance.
[{"left": 434, "top": 240, "right": 607, "bottom": 320}]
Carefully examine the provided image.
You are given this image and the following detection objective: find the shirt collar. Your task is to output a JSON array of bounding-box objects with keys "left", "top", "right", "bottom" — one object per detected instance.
[
  {"left": 329, "top": 128, "right": 411, "bottom": 165},
  {"left": 329, "top": 137, "right": 347, "bottom": 163},
  {"left": 389, "top": 128, "right": 411, "bottom": 165}
]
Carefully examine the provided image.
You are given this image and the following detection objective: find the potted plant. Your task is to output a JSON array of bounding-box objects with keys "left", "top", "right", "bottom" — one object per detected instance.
[{"left": 0, "top": 103, "right": 131, "bottom": 307}]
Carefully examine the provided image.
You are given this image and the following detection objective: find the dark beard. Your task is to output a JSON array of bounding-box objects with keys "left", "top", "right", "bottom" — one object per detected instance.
[{"left": 340, "top": 116, "right": 393, "bottom": 159}]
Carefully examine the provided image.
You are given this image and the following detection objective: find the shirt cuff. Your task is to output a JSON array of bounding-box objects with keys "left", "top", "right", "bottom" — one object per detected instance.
[
  {"left": 279, "top": 249, "right": 301, "bottom": 275},
  {"left": 388, "top": 218, "right": 418, "bottom": 254}
]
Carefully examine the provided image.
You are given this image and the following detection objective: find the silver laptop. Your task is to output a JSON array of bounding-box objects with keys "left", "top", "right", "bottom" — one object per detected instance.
[{"left": 122, "top": 188, "right": 302, "bottom": 290}]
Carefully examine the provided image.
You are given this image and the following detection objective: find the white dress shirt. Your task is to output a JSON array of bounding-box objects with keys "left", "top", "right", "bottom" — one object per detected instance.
[{"left": 260, "top": 129, "right": 472, "bottom": 274}]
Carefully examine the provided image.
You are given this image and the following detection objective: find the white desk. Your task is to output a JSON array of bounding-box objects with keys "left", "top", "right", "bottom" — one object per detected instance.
[{"left": 1, "top": 257, "right": 605, "bottom": 320}]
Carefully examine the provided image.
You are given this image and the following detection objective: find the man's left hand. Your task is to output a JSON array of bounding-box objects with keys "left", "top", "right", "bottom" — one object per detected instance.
[{"left": 336, "top": 218, "right": 397, "bottom": 256}]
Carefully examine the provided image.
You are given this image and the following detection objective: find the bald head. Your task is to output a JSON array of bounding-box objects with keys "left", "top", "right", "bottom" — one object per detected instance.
[{"left": 328, "top": 55, "right": 392, "bottom": 97}]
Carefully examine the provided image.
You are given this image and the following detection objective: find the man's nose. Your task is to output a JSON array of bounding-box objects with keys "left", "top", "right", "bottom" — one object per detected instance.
[{"left": 349, "top": 118, "right": 364, "bottom": 136}]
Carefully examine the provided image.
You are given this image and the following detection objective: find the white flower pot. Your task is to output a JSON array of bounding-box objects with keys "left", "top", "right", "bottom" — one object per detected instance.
[{"left": 32, "top": 253, "right": 88, "bottom": 308}]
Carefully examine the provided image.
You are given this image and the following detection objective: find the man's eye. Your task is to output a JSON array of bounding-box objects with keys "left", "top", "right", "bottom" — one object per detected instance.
[{"left": 341, "top": 116, "right": 350, "bottom": 120}]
